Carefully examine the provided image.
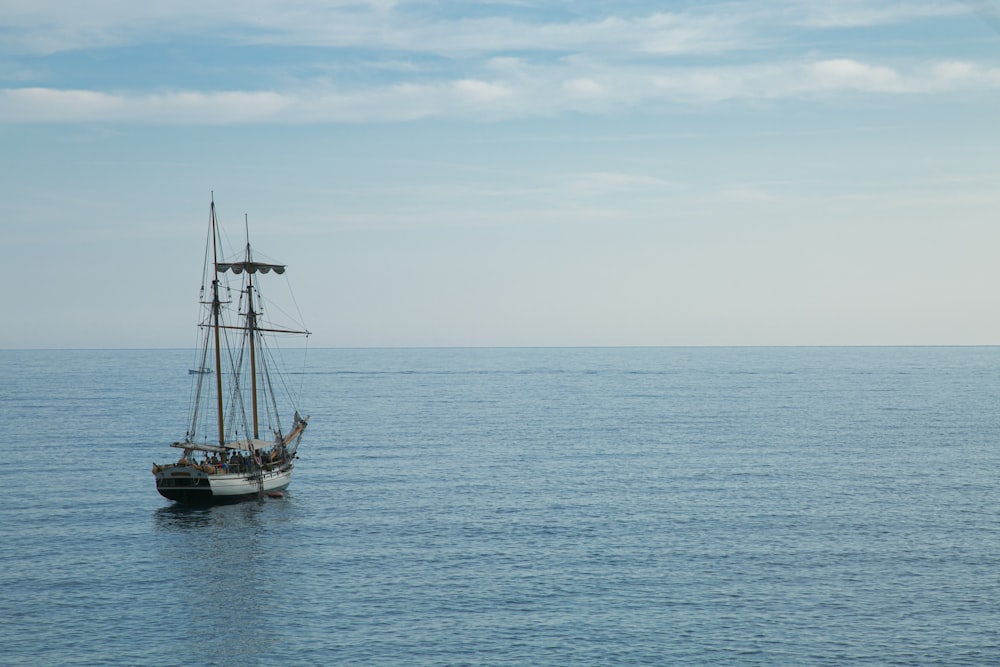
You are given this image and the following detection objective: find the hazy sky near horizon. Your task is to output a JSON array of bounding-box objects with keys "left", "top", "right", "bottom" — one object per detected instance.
[{"left": 3, "top": 0, "right": 1000, "bottom": 348}]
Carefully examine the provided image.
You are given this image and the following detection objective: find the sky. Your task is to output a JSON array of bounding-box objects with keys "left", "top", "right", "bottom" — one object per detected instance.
[{"left": 3, "top": 0, "right": 1000, "bottom": 348}]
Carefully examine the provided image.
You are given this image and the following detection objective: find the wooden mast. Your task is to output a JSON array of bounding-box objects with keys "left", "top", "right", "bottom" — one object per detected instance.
[
  {"left": 245, "top": 214, "right": 260, "bottom": 441},
  {"left": 210, "top": 195, "right": 226, "bottom": 447},
  {"left": 206, "top": 211, "right": 304, "bottom": 448}
]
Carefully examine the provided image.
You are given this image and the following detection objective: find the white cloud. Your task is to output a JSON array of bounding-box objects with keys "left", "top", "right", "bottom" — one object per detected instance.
[
  {"left": 3, "top": 57, "right": 999, "bottom": 123},
  {"left": 563, "top": 78, "right": 605, "bottom": 98},
  {"left": 451, "top": 79, "right": 512, "bottom": 104},
  {"left": 647, "top": 58, "right": 1000, "bottom": 102},
  {"left": 2, "top": 1, "right": 996, "bottom": 123},
  {"left": 0, "top": 4, "right": 757, "bottom": 57},
  {"left": 0, "top": 87, "right": 291, "bottom": 122},
  {"left": 0, "top": 1, "right": 973, "bottom": 57},
  {"left": 927, "top": 60, "right": 1000, "bottom": 88},
  {"left": 803, "top": 59, "right": 907, "bottom": 93},
  {"left": 786, "top": 1, "right": 963, "bottom": 28}
]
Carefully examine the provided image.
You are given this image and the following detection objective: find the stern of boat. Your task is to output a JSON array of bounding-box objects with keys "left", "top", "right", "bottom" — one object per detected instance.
[{"left": 153, "top": 464, "right": 213, "bottom": 504}]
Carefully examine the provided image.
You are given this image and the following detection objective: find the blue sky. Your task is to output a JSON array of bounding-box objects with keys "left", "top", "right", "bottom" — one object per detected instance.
[{"left": 3, "top": 0, "right": 1000, "bottom": 348}]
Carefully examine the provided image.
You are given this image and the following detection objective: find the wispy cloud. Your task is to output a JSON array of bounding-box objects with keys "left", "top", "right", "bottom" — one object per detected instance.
[
  {"left": 3, "top": 57, "right": 999, "bottom": 123},
  {"left": 781, "top": 0, "right": 964, "bottom": 28},
  {"left": 557, "top": 171, "right": 682, "bottom": 198},
  {"left": 0, "top": 1, "right": 995, "bottom": 123},
  {"left": 0, "top": 1, "right": 964, "bottom": 56},
  {"left": 1, "top": 5, "right": 750, "bottom": 57}
]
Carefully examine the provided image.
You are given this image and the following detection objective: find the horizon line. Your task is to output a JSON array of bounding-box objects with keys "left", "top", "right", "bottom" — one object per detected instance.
[{"left": 2, "top": 344, "right": 998, "bottom": 352}]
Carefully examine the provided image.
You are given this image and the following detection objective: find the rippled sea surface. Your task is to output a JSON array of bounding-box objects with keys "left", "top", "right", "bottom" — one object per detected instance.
[{"left": 3, "top": 347, "right": 1000, "bottom": 666}]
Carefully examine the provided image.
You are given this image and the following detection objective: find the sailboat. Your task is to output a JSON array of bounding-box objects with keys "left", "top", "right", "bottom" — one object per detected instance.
[{"left": 153, "top": 196, "right": 310, "bottom": 504}]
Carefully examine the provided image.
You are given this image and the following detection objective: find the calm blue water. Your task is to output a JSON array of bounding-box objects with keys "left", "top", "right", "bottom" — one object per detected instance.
[{"left": 3, "top": 347, "right": 1000, "bottom": 666}]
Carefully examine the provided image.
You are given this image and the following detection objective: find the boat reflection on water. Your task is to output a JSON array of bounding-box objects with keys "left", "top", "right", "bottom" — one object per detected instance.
[{"left": 150, "top": 497, "right": 299, "bottom": 662}]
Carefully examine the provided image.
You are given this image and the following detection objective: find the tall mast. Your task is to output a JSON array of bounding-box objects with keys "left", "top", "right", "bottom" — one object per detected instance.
[
  {"left": 245, "top": 214, "right": 260, "bottom": 440},
  {"left": 210, "top": 195, "right": 226, "bottom": 447},
  {"left": 209, "top": 215, "right": 302, "bottom": 447}
]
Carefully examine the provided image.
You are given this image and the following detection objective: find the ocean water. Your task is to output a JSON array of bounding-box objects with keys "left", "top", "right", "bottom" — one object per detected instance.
[{"left": 2, "top": 346, "right": 1000, "bottom": 666}]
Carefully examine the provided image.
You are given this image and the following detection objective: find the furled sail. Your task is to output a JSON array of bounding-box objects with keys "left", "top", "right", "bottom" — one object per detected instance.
[{"left": 217, "top": 261, "right": 286, "bottom": 275}]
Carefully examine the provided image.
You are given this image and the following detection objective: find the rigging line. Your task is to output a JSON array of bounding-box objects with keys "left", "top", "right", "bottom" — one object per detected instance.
[
  {"left": 252, "top": 275, "right": 305, "bottom": 413},
  {"left": 221, "top": 319, "right": 253, "bottom": 444},
  {"left": 284, "top": 272, "right": 309, "bottom": 337},
  {"left": 265, "top": 335, "right": 299, "bottom": 408},
  {"left": 256, "top": 335, "right": 284, "bottom": 436},
  {"left": 187, "top": 203, "right": 217, "bottom": 431},
  {"left": 299, "top": 335, "right": 310, "bottom": 402},
  {"left": 197, "top": 199, "right": 214, "bottom": 312},
  {"left": 188, "top": 328, "right": 213, "bottom": 437},
  {"left": 250, "top": 267, "right": 308, "bottom": 334},
  {"left": 256, "top": 275, "right": 310, "bottom": 405},
  {"left": 265, "top": 362, "right": 282, "bottom": 436},
  {"left": 255, "top": 293, "right": 308, "bottom": 335}
]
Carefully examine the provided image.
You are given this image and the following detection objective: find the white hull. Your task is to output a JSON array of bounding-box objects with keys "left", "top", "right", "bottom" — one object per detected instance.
[{"left": 210, "top": 466, "right": 293, "bottom": 496}]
